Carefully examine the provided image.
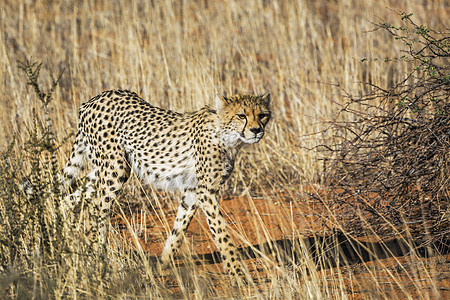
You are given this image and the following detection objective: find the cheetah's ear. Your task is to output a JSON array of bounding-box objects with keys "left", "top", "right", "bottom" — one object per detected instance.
[
  {"left": 260, "top": 93, "right": 271, "bottom": 106},
  {"left": 215, "top": 94, "right": 229, "bottom": 111}
]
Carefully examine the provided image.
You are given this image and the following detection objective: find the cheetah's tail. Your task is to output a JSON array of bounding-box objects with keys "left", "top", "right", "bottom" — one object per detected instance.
[{"left": 61, "top": 129, "right": 88, "bottom": 192}]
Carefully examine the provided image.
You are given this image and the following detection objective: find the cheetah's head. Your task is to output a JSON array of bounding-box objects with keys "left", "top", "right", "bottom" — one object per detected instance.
[{"left": 216, "top": 93, "right": 271, "bottom": 144}]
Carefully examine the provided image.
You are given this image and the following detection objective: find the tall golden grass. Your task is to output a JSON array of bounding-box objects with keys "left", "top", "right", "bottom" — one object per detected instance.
[
  {"left": 0, "top": 0, "right": 448, "bottom": 298},
  {"left": 1, "top": 0, "right": 447, "bottom": 182}
]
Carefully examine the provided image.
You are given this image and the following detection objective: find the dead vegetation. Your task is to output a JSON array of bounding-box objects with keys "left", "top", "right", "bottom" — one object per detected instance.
[
  {"left": 321, "top": 13, "right": 449, "bottom": 247},
  {"left": 0, "top": 1, "right": 449, "bottom": 298}
]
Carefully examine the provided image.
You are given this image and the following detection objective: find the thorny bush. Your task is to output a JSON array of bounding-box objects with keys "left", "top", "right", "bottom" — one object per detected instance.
[{"left": 322, "top": 13, "right": 449, "bottom": 248}]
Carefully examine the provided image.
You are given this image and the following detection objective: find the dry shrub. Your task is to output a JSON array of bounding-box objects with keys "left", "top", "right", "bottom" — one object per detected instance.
[
  {"left": 1, "top": 2, "right": 449, "bottom": 298},
  {"left": 323, "top": 12, "right": 449, "bottom": 246}
]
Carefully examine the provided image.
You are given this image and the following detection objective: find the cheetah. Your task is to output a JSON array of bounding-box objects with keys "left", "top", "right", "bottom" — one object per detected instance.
[{"left": 62, "top": 89, "right": 271, "bottom": 277}]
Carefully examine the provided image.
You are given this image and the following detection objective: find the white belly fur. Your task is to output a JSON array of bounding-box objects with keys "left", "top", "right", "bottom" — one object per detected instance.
[
  {"left": 128, "top": 153, "right": 198, "bottom": 191},
  {"left": 148, "top": 159, "right": 198, "bottom": 190}
]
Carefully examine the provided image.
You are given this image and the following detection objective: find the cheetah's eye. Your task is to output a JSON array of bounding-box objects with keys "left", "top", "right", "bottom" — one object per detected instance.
[
  {"left": 236, "top": 114, "right": 246, "bottom": 120},
  {"left": 258, "top": 113, "right": 269, "bottom": 119}
]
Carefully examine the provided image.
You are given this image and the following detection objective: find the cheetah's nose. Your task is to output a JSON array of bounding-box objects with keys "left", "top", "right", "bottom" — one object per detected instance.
[{"left": 250, "top": 127, "right": 263, "bottom": 134}]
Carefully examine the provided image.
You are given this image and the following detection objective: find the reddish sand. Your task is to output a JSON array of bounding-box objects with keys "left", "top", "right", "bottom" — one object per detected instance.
[{"left": 112, "top": 189, "right": 449, "bottom": 298}]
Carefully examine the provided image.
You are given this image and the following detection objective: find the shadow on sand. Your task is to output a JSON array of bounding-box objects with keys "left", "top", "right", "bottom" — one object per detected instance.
[{"left": 150, "top": 232, "right": 449, "bottom": 269}]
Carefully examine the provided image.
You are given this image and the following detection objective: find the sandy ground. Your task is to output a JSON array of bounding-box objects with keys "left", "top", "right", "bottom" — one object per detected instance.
[{"left": 111, "top": 189, "right": 450, "bottom": 298}]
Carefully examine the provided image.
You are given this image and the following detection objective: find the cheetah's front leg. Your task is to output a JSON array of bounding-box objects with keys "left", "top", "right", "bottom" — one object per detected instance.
[
  {"left": 198, "top": 189, "right": 244, "bottom": 278},
  {"left": 160, "top": 191, "right": 199, "bottom": 264}
]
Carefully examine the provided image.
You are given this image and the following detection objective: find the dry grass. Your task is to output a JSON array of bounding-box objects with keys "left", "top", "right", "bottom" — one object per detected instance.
[{"left": 0, "top": 0, "right": 449, "bottom": 298}]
